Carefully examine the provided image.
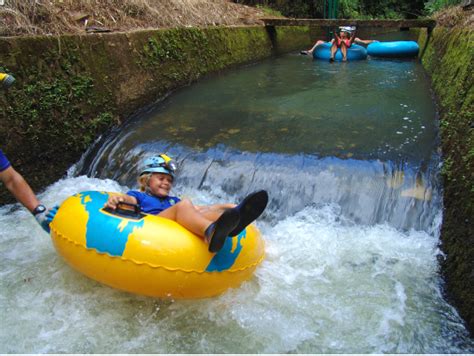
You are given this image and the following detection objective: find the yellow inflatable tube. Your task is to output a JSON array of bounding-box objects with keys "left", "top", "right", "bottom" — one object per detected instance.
[{"left": 49, "top": 191, "right": 265, "bottom": 298}]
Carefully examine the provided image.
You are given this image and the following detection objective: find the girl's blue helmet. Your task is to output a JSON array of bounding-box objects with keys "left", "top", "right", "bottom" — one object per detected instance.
[{"left": 140, "top": 154, "right": 177, "bottom": 178}]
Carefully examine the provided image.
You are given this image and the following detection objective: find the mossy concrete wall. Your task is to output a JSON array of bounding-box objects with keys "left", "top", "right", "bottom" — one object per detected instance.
[
  {"left": 0, "top": 25, "right": 309, "bottom": 204},
  {"left": 419, "top": 27, "right": 474, "bottom": 332}
]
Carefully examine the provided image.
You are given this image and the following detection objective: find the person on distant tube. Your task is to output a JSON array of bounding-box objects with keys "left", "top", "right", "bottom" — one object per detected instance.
[{"left": 301, "top": 26, "right": 377, "bottom": 61}]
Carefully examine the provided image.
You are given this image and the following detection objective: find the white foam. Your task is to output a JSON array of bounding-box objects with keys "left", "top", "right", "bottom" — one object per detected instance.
[{"left": 0, "top": 177, "right": 472, "bottom": 353}]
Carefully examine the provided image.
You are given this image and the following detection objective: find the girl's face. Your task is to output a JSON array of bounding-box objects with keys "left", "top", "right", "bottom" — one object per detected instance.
[
  {"left": 148, "top": 173, "right": 173, "bottom": 197},
  {"left": 341, "top": 31, "right": 349, "bottom": 38}
]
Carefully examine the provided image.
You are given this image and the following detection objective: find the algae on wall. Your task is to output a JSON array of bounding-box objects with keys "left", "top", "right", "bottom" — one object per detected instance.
[
  {"left": 418, "top": 26, "right": 474, "bottom": 332},
  {"left": 0, "top": 25, "right": 309, "bottom": 204}
]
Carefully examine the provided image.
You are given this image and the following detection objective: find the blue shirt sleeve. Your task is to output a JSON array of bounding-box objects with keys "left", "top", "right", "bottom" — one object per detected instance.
[
  {"left": 126, "top": 190, "right": 181, "bottom": 215},
  {"left": 0, "top": 149, "right": 11, "bottom": 172},
  {"left": 126, "top": 190, "right": 145, "bottom": 204}
]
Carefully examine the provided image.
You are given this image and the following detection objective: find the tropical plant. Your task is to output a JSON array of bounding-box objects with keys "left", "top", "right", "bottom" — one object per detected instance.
[
  {"left": 234, "top": 0, "right": 464, "bottom": 18},
  {"left": 424, "top": 0, "right": 463, "bottom": 14}
]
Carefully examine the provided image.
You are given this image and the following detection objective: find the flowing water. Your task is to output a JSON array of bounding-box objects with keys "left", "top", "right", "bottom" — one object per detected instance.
[{"left": 1, "top": 34, "right": 473, "bottom": 353}]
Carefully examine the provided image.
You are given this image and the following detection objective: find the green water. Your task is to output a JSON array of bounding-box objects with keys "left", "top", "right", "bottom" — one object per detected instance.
[{"left": 126, "top": 52, "right": 436, "bottom": 163}]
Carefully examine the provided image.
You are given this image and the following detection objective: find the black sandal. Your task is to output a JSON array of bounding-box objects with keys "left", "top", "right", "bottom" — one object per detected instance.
[
  {"left": 205, "top": 209, "right": 240, "bottom": 253},
  {"left": 229, "top": 190, "right": 268, "bottom": 237}
]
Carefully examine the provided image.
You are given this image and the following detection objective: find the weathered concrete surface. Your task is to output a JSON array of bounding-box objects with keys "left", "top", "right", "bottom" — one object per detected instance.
[{"left": 419, "top": 26, "right": 474, "bottom": 333}]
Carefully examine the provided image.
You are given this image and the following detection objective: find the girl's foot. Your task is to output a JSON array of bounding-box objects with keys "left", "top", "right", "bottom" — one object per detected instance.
[
  {"left": 205, "top": 209, "right": 240, "bottom": 253},
  {"left": 329, "top": 57, "right": 335, "bottom": 63},
  {"left": 300, "top": 50, "right": 310, "bottom": 55},
  {"left": 229, "top": 190, "right": 269, "bottom": 236}
]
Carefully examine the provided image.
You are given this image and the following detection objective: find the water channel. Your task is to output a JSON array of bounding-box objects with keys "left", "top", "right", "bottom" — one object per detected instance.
[{"left": 1, "top": 33, "right": 473, "bottom": 353}]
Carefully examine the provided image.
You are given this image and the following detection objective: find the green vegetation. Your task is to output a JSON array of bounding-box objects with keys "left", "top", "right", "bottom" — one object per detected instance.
[
  {"left": 0, "top": 37, "right": 117, "bottom": 203},
  {"left": 142, "top": 35, "right": 186, "bottom": 64},
  {"left": 235, "top": 0, "right": 463, "bottom": 18},
  {"left": 255, "top": 4, "right": 284, "bottom": 17},
  {"left": 425, "top": 0, "right": 463, "bottom": 14},
  {"left": 2, "top": 53, "right": 115, "bottom": 151}
]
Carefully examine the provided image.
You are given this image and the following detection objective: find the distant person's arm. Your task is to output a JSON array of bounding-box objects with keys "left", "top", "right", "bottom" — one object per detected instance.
[
  {"left": 349, "top": 30, "right": 357, "bottom": 46},
  {"left": 354, "top": 37, "right": 377, "bottom": 45}
]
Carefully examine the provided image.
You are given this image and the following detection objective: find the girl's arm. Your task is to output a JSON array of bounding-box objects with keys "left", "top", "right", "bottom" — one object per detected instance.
[
  {"left": 354, "top": 37, "right": 377, "bottom": 45},
  {"left": 105, "top": 193, "right": 138, "bottom": 210},
  {"left": 333, "top": 28, "right": 341, "bottom": 41},
  {"left": 349, "top": 30, "right": 357, "bottom": 45}
]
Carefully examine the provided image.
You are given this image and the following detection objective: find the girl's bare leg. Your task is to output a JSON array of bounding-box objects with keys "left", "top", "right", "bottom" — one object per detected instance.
[
  {"left": 159, "top": 191, "right": 268, "bottom": 252},
  {"left": 330, "top": 42, "right": 338, "bottom": 61},
  {"left": 159, "top": 199, "right": 240, "bottom": 253},
  {"left": 341, "top": 43, "right": 348, "bottom": 61},
  {"left": 196, "top": 203, "right": 235, "bottom": 221},
  {"left": 158, "top": 199, "right": 212, "bottom": 237},
  {"left": 307, "top": 40, "right": 326, "bottom": 54}
]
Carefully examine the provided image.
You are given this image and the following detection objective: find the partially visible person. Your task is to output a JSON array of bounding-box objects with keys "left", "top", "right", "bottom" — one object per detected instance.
[
  {"left": 1, "top": 72, "right": 53, "bottom": 232},
  {"left": 301, "top": 26, "right": 378, "bottom": 61},
  {"left": 329, "top": 26, "right": 356, "bottom": 62},
  {"left": 105, "top": 154, "right": 269, "bottom": 253},
  {"left": 0, "top": 150, "right": 53, "bottom": 231}
]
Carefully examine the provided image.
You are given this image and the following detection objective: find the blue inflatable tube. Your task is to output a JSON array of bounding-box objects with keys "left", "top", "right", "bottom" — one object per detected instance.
[
  {"left": 313, "top": 42, "right": 367, "bottom": 61},
  {"left": 367, "top": 41, "right": 419, "bottom": 58}
]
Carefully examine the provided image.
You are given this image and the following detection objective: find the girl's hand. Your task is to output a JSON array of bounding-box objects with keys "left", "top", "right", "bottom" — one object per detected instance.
[{"left": 105, "top": 195, "right": 125, "bottom": 210}]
